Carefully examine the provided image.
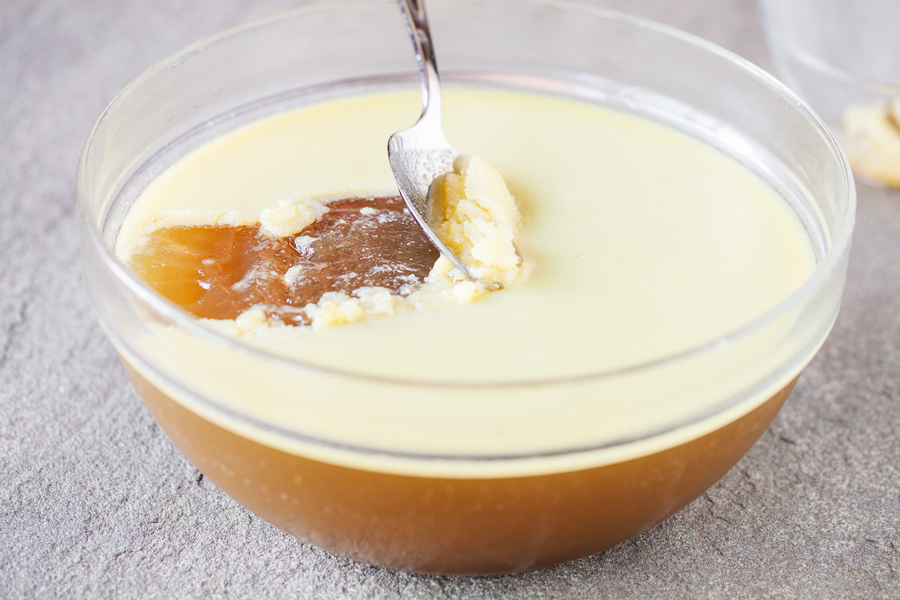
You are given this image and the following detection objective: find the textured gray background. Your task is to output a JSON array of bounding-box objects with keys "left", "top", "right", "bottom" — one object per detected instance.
[{"left": 1, "top": 0, "right": 899, "bottom": 598}]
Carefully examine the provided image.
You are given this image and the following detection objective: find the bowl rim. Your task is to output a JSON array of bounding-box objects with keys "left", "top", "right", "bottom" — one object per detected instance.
[{"left": 78, "top": 0, "right": 856, "bottom": 393}]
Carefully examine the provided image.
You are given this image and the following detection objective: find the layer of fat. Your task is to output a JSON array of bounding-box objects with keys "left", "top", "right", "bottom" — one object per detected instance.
[{"left": 116, "top": 88, "right": 819, "bottom": 473}]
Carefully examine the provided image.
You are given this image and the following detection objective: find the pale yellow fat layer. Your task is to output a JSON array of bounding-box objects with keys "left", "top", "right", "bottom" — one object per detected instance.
[
  {"left": 116, "top": 88, "right": 818, "bottom": 473},
  {"left": 121, "top": 88, "right": 815, "bottom": 380}
]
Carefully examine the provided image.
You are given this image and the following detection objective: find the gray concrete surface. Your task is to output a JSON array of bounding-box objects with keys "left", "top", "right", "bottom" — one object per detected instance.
[{"left": 1, "top": 0, "right": 898, "bottom": 598}]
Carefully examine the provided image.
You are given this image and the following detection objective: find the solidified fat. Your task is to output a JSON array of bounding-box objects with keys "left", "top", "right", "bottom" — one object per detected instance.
[{"left": 430, "top": 155, "right": 533, "bottom": 288}]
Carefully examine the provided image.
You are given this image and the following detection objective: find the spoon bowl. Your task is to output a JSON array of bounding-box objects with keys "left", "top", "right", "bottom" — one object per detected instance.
[{"left": 388, "top": 0, "right": 473, "bottom": 279}]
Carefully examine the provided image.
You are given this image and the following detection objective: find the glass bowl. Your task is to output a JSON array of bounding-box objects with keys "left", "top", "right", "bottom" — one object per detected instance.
[
  {"left": 759, "top": 0, "right": 900, "bottom": 187},
  {"left": 78, "top": 0, "right": 854, "bottom": 575}
]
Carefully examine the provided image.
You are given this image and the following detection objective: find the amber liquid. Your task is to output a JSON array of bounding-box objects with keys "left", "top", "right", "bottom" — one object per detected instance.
[
  {"left": 124, "top": 362, "right": 794, "bottom": 574},
  {"left": 125, "top": 196, "right": 796, "bottom": 573},
  {"left": 129, "top": 196, "right": 438, "bottom": 324}
]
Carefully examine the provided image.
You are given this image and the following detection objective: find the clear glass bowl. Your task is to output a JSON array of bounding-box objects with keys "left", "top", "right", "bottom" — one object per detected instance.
[
  {"left": 78, "top": 0, "right": 854, "bottom": 575},
  {"left": 759, "top": 0, "right": 900, "bottom": 186}
]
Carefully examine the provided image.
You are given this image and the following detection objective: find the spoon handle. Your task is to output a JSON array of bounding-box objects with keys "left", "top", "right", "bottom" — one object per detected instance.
[{"left": 396, "top": 0, "right": 443, "bottom": 123}]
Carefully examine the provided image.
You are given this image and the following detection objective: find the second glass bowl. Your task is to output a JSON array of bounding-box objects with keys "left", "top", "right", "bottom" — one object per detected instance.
[{"left": 760, "top": 0, "right": 900, "bottom": 186}]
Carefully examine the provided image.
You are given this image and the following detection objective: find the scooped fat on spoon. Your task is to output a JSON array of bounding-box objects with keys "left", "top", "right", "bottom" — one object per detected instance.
[{"left": 428, "top": 155, "right": 533, "bottom": 289}]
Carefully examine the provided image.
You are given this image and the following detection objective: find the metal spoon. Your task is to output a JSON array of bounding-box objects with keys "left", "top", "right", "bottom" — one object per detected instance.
[{"left": 388, "top": 0, "right": 474, "bottom": 280}]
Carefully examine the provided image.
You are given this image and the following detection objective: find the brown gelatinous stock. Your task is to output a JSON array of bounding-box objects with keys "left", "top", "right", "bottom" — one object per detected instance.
[
  {"left": 129, "top": 196, "right": 438, "bottom": 325},
  {"left": 125, "top": 362, "right": 795, "bottom": 575}
]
